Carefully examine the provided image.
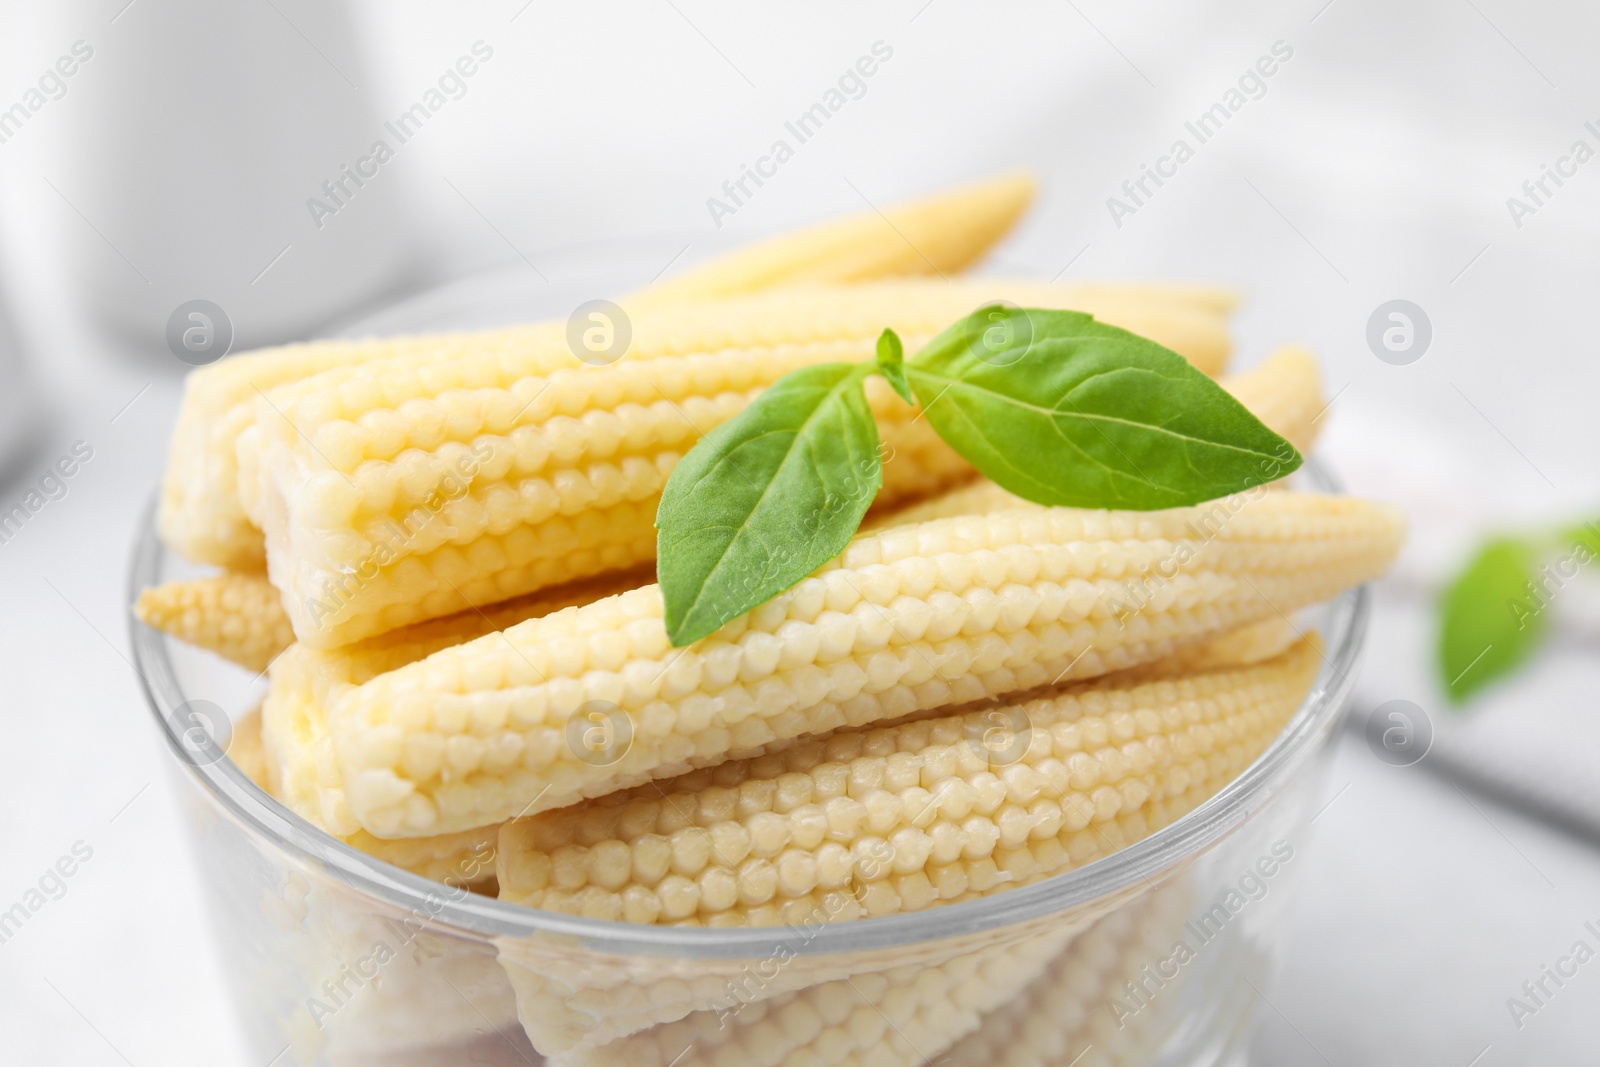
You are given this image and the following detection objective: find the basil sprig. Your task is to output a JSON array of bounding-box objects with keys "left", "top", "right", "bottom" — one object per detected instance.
[{"left": 656, "top": 306, "right": 1302, "bottom": 647}]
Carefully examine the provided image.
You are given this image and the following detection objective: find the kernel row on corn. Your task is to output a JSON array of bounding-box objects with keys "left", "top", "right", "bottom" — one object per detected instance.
[
  {"left": 488, "top": 621, "right": 1280, "bottom": 1054},
  {"left": 253, "top": 475, "right": 1299, "bottom": 884},
  {"left": 160, "top": 169, "right": 1227, "bottom": 577},
  {"left": 558, "top": 879, "right": 1195, "bottom": 1067},
  {"left": 261, "top": 570, "right": 648, "bottom": 883},
  {"left": 492, "top": 638, "right": 1320, "bottom": 927},
  {"left": 133, "top": 573, "right": 295, "bottom": 674},
  {"left": 549, "top": 925, "right": 1075, "bottom": 1067},
  {"left": 329, "top": 492, "right": 1399, "bottom": 839},
  {"left": 136, "top": 347, "right": 1321, "bottom": 672},
  {"left": 936, "top": 878, "right": 1195, "bottom": 1067},
  {"left": 158, "top": 172, "right": 1046, "bottom": 571},
  {"left": 136, "top": 177, "right": 1402, "bottom": 1067},
  {"left": 242, "top": 281, "right": 1232, "bottom": 648}
]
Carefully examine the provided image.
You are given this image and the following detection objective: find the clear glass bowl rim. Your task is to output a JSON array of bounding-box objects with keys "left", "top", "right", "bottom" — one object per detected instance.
[{"left": 128, "top": 464, "right": 1368, "bottom": 960}]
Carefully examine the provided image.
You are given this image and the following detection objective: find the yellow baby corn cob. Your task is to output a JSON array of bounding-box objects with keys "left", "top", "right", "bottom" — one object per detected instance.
[
  {"left": 635, "top": 168, "right": 1230, "bottom": 315},
  {"left": 258, "top": 475, "right": 1157, "bottom": 882},
  {"left": 1225, "top": 346, "right": 1325, "bottom": 455},
  {"left": 632, "top": 171, "right": 1037, "bottom": 309},
  {"left": 938, "top": 880, "right": 1194, "bottom": 1067},
  {"left": 551, "top": 927, "right": 1075, "bottom": 1067},
  {"left": 242, "top": 612, "right": 1299, "bottom": 1055},
  {"left": 119, "top": 475, "right": 1160, "bottom": 679},
  {"left": 160, "top": 330, "right": 511, "bottom": 571},
  {"left": 135, "top": 345, "right": 1320, "bottom": 672},
  {"left": 161, "top": 180, "right": 1228, "bottom": 577},
  {"left": 494, "top": 638, "right": 1319, "bottom": 927},
  {"left": 227, "top": 705, "right": 270, "bottom": 789},
  {"left": 262, "top": 570, "right": 646, "bottom": 884},
  {"left": 244, "top": 282, "right": 1231, "bottom": 648},
  {"left": 564, "top": 882, "right": 1194, "bottom": 1067},
  {"left": 1223, "top": 347, "right": 1325, "bottom": 455},
  {"left": 489, "top": 613, "right": 1301, "bottom": 1058},
  {"left": 1158, "top": 616, "right": 1298, "bottom": 672},
  {"left": 144, "top": 329, "right": 1291, "bottom": 674},
  {"left": 337, "top": 493, "right": 1397, "bottom": 839},
  {"left": 134, "top": 572, "right": 294, "bottom": 673},
  {"left": 496, "top": 906, "right": 1130, "bottom": 1056},
  {"left": 492, "top": 705, "right": 1227, "bottom": 1059},
  {"left": 157, "top": 175, "right": 1036, "bottom": 572},
  {"left": 267, "top": 874, "right": 523, "bottom": 1066}
]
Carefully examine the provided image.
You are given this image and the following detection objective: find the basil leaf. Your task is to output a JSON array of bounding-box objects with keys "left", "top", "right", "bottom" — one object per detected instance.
[
  {"left": 876, "top": 328, "right": 912, "bottom": 404},
  {"left": 1438, "top": 538, "right": 1545, "bottom": 704},
  {"left": 656, "top": 362, "right": 881, "bottom": 647},
  {"left": 905, "top": 307, "right": 1301, "bottom": 509}
]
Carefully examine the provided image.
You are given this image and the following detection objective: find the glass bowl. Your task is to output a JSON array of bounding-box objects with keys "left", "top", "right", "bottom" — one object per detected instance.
[{"left": 129, "top": 262, "right": 1369, "bottom": 1067}]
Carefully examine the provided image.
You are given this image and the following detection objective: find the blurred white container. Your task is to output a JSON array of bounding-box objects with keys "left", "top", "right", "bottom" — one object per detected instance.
[
  {"left": 0, "top": 285, "right": 32, "bottom": 474},
  {"left": 35, "top": 0, "right": 418, "bottom": 351}
]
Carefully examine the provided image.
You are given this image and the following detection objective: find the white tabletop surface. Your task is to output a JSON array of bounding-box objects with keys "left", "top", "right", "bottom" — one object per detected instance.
[{"left": 2, "top": 2, "right": 1599, "bottom": 1064}]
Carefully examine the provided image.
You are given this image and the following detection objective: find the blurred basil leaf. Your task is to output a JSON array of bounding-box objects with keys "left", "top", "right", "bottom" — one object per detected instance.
[{"left": 1439, "top": 538, "right": 1544, "bottom": 704}]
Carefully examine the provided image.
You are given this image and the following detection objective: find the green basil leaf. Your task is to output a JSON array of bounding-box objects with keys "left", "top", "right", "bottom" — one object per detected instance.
[
  {"left": 905, "top": 307, "right": 1301, "bottom": 509},
  {"left": 656, "top": 362, "right": 881, "bottom": 647},
  {"left": 876, "top": 328, "right": 912, "bottom": 404},
  {"left": 1438, "top": 538, "right": 1546, "bottom": 704}
]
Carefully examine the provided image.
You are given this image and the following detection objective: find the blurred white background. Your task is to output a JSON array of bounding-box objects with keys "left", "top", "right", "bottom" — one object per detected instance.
[{"left": 2, "top": 1, "right": 1599, "bottom": 1064}]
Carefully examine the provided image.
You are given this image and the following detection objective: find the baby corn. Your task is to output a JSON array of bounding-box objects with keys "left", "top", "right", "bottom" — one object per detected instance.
[
  {"left": 158, "top": 172, "right": 1036, "bottom": 571},
  {"left": 227, "top": 704, "right": 270, "bottom": 789},
  {"left": 1225, "top": 347, "right": 1325, "bottom": 455},
  {"left": 552, "top": 928, "right": 1073, "bottom": 1067},
  {"left": 494, "top": 639, "right": 1319, "bottom": 927},
  {"left": 563, "top": 882, "right": 1192, "bottom": 1067},
  {"left": 1224, "top": 347, "right": 1325, "bottom": 455},
  {"left": 161, "top": 250, "right": 1228, "bottom": 576},
  {"left": 262, "top": 570, "right": 646, "bottom": 883},
  {"left": 938, "top": 881, "right": 1194, "bottom": 1067},
  {"left": 134, "top": 571, "right": 293, "bottom": 672},
  {"left": 331, "top": 491, "right": 1398, "bottom": 840},
  {"left": 136, "top": 342, "right": 1318, "bottom": 669},
  {"left": 244, "top": 281, "right": 1232, "bottom": 647},
  {"left": 631, "top": 171, "right": 1038, "bottom": 308}
]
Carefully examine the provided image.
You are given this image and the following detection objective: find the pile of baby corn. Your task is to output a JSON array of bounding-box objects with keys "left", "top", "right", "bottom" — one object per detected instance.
[{"left": 140, "top": 172, "right": 1403, "bottom": 1061}]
